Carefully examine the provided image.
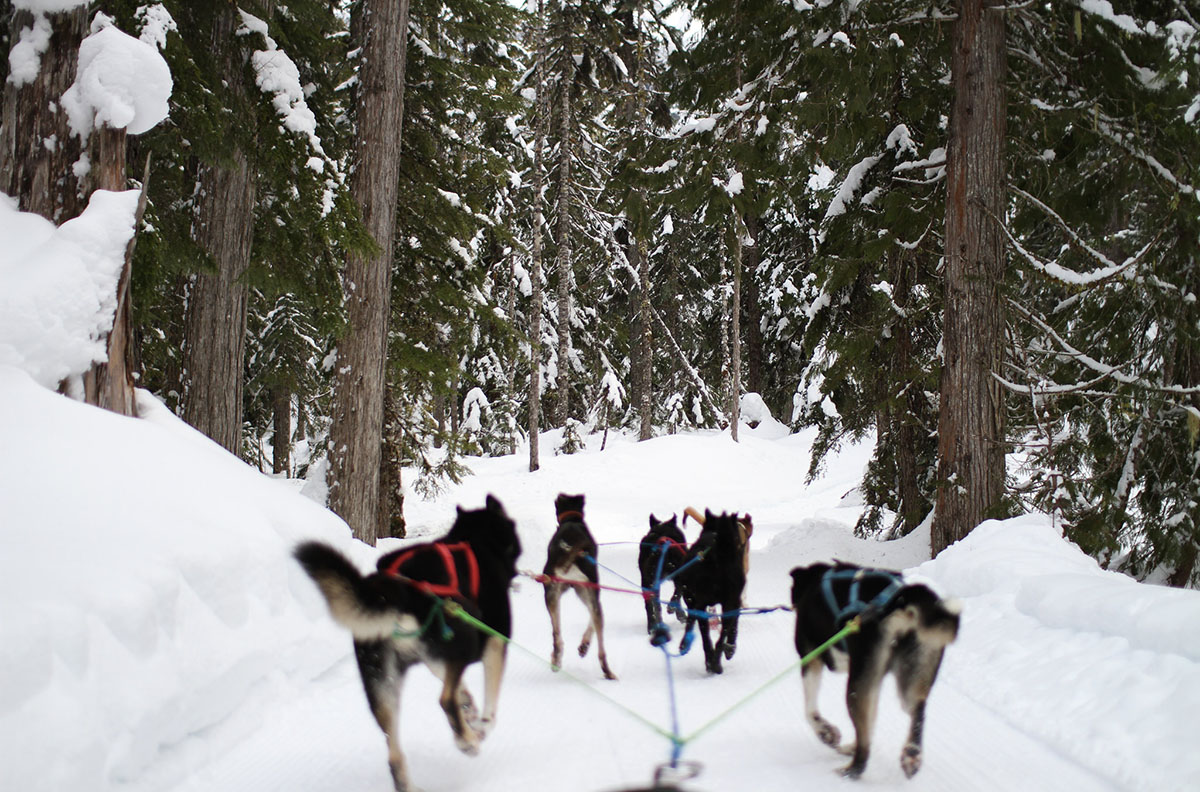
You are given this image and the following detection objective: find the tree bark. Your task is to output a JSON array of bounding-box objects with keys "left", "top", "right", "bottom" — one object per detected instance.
[
  {"left": 377, "top": 382, "right": 406, "bottom": 539},
  {"left": 82, "top": 134, "right": 142, "bottom": 418},
  {"left": 181, "top": 5, "right": 262, "bottom": 453},
  {"left": 741, "top": 212, "right": 763, "bottom": 396},
  {"left": 0, "top": 7, "right": 87, "bottom": 222},
  {"left": 933, "top": 0, "right": 1008, "bottom": 555},
  {"left": 327, "top": 0, "right": 410, "bottom": 543},
  {"left": 553, "top": 74, "right": 573, "bottom": 428},
  {"left": 730, "top": 219, "right": 742, "bottom": 441},
  {"left": 271, "top": 386, "right": 291, "bottom": 475},
  {"left": 528, "top": 0, "right": 547, "bottom": 472}
]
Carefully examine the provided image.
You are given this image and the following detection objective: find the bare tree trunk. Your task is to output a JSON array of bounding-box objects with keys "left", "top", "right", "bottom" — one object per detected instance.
[
  {"left": 730, "top": 219, "right": 742, "bottom": 441},
  {"left": 378, "top": 383, "right": 406, "bottom": 538},
  {"left": 0, "top": 7, "right": 87, "bottom": 222},
  {"left": 328, "top": 0, "right": 410, "bottom": 544},
  {"left": 741, "top": 212, "right": 763, "bottom": 396},
  {"left": 633, "top": 2, "right": 653, "bottom": 442},
  {"left": 271, "top": 386, "right": 291, "bottom": 475},
  {"left": 892, "top": 249, "right": 924, "bottom": 534},
  {"left": 553, "top": 77, "right": 573, "bottom": 428},
  {"left": 528, "top": 0, "right": 547, "bottom": 472},
  {"left": 933, "top": 0, "right": 1008, "bottom": 555},
  {"left": 181, "top": 5, "right": 263, "bottom": 453},
  {"left": 182, "top": 148, "right": 254, "bottom": 453}
]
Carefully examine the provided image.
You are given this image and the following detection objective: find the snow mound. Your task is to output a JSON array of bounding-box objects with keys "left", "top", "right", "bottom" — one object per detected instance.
[
  {"left": 0, "top": 366, "right": 354, "bottom": 792},
  {"left": 922, "top": 516, "right": 1200, "bottom": 662}
]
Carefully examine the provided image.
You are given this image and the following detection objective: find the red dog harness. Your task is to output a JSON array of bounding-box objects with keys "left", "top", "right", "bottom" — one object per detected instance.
[{"left": 383, "top": 542, "right": 480, "bottom": 602}]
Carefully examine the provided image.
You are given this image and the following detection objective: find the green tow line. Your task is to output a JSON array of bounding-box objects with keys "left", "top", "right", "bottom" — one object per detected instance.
[{"left": 439, "top": 599, "right": 862, "bottom": 752}]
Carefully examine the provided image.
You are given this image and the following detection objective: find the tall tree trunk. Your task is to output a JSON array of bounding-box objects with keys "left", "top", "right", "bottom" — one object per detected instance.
[
  {"left": 378, "top": 382, "right": 406, "bottom": 539},
  {"left": 0, "top": 7, "right": 87, "bottom": 222},
  {"left": 553, "top": 76, "right": 573, "bottom": 428},
  {"left": 528, "top": 0, "right": 547, "bottom": 472},
  {"left": 181, "top": 5, "right": 263, "bottom": 453},
  {"left": 933, "top": 0, "right": 1008, "bottom": 555},
  {"left": 328, "top": 0, "right": 410, "bottom": 543},
  {"left": 891, "top": 248, "right": 924, "bottom": 534},
  {"left": 741, "top": 212, "right": 763, "bottom": 396},
  {"left": 271, "top": 386, "right": 291, "bottom": 475},
  {"left": 633, "top": 1, "right": 653, "bottom": 442},
  {"left": 730, "top": 219, "right": 742, "bottom": 441}
]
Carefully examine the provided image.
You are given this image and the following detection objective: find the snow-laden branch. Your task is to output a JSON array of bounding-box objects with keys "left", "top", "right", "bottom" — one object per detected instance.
[
  {"left": 1009, "top": 300, "right": 1200, "bottom": 396},
  {"left": 1004, "top": 186, "right": 1161, "bottom": 287}
]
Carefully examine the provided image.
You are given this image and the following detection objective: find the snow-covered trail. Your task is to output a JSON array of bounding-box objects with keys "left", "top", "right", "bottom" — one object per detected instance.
[{"left": 163, "top": 537, "right": 1118, "bottom": 792}]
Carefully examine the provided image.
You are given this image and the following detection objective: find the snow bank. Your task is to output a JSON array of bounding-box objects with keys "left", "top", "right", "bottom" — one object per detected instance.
[
  {"left": 919, "top": 516, "right": 1200, "bottom": 792},
  {"left": 0, "top": 190, "right": 139, "bottom": 389},
  {"left": 0, "top": 367, "right": 355, "bottom": 792}
]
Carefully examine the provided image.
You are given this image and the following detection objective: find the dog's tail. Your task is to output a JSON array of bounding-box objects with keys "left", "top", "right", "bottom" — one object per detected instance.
[
  {"left": 294, "top": 541, "right": 399, "bottom": 641},
  {"left": 892, "top": 586, "right": 961, "bottom": 648}
]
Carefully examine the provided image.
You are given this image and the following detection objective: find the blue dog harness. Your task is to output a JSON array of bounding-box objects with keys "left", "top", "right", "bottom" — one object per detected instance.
[{"left": 819, "top": 567, "right": 905, "bottom": 640}]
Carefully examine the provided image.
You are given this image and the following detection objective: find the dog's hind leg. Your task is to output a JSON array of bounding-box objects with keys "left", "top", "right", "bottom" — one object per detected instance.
[
  {"left": 893, "top": 640, "right": 946, "bottom": 778},
  {"left": 717, "top": 605, "right": 740, "bottom": 660},
  {"left": 800, "top": 659, "right": 841, "bottom": 750},
  {"left": 472, "top": 635, "right": 508, "bottom": 739},
  {"left": 577, "top": 587, "right": 617, "bottom": 680},
  {"left": 699, "top": 614, "right": 721, "bottom": 674},
  {"left": 355, "top": 640, "right": 413, "bottom": 792},
  {"left": 841, "top": 648, "right": 888, "bottom": 778},
  {"left": 544, "top": 582, "right": 564, "bottom": 670},
  {"left": 438, "top": 661, "right": 481, "bottom": 756}
]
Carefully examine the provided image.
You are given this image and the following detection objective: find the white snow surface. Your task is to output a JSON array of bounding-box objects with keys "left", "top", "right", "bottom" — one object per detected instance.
[{"left": 1, "top": 366, "right": 1198, "bottom": 792}]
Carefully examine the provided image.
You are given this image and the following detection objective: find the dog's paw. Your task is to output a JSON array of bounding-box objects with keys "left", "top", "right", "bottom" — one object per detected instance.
[
  {"left": 454, "top": 731, "right": 481, "bottom": 757},
  {"left": 722, "top": 642, "right": 736, "bottom": 660},
  {"left": 811, "top": 718, "right": 841, "bottom": 749},
  {"left": 901, "top": 743, "right": 922, "bottom": 778},
  {"left": 469, "top": 715, "right": 493, "bottom": 740},
  {"left": 577, "top": 640, "right": 592, "bottom": 658},
  {"left": 839, "top": 762, "right": 865, "bottom": 780}
]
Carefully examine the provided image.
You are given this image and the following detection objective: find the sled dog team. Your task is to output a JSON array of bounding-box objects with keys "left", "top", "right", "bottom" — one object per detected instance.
[{"left": 296, "top": 493, "right": 961, "bottom": 791}]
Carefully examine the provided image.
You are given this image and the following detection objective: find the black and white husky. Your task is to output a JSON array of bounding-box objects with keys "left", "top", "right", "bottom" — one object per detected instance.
[
  {"left": 295, "top": 495, "right": 521, "bottom": 792},
  {"left": 541, "top": 493, "right": 617, "bottom": 679},
  {"left": 790, "top": 562, "right": 960, "bottom": 780}
]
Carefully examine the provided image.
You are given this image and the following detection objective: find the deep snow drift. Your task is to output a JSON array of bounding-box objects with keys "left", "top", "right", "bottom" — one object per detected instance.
[{"left": 1, "top": 366, "right": 1197, "bottom": 792}]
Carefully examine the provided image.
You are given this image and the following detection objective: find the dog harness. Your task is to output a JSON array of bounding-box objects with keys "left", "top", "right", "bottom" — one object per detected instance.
[
  {"left": 820, "top": 567, "right": 904, "bottom": 630},
  {"left": 383, "top": 542, "right": 480, "bottom": 602}
]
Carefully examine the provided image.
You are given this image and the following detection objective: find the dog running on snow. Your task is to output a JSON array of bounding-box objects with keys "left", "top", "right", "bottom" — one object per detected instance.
[
  {"left": 637, "top": 513, "right": 689, "bottom": 633},
  {"left": 294, "top": 495, "right": 521, "bottom": 792},
  {"left": 790, "top": 561, "right": 960, "bottom": 779},
  {"left": 673, "top": 510, "right": 747, "bottom": 674},
  {"left": 541, "top": 493, "right": 617, "bottom": 679}
]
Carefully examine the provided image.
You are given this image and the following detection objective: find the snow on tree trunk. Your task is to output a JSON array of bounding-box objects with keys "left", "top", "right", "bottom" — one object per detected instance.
[
  {"left": 933, "top": 0, "right": 1008, "bottom": 555},
  {"left": 328, "top": 0, "right": 410, "bottom": 544}
]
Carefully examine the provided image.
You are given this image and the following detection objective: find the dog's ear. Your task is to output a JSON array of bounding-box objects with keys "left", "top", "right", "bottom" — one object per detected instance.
[
  {"left": 704, "top": 508, "right": 716, "bottom": 523},
  {"left": 649, "top": 513, "right": 658, "bottom": 527},
  {"left": 456, "top": 505, "right": 465, "bottom": 516},
  {"left": 485, "top": 494, "right": 506, "bottom": 516}
]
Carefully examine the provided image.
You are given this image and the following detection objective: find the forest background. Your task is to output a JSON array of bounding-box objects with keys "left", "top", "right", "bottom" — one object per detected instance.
[{"left": 2, "top": 0, "right": 1198, "bottom": 587}]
